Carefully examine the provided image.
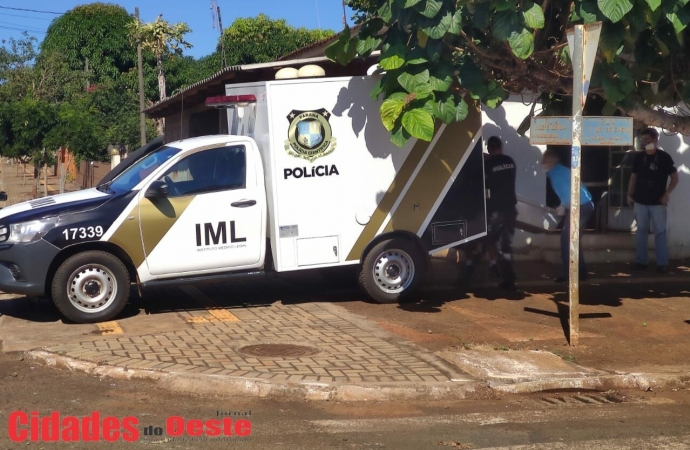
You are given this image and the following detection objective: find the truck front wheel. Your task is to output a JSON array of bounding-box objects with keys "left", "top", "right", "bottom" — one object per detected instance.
[
  {"left": 360, "top": 238, "right": 423, "bottom": 304},
  {"left": 51, "top": 251, "right": 130, "bottom": 324}
]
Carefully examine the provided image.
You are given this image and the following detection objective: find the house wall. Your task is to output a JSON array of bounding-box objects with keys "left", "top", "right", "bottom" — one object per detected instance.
[{"left": 483, "top": 96, "right": 690, "bottom": 260}]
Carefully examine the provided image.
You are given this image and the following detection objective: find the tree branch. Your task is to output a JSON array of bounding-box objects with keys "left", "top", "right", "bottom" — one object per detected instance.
[{"left": 623, "top": 104, "right": 690, "bottom": 135}]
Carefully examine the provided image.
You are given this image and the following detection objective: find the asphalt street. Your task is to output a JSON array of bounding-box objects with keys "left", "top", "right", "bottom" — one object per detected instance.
[{"left": 1, "top": 351, "right": 690, "bottom": 449}]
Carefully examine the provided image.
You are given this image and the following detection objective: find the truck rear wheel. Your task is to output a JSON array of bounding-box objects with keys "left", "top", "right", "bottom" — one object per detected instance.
[
  {"left": 359, "top": 238, "right": 423, "bottom": 304},
  {"left": 51, "top": 251, "right": 130, "bottom": 324}
]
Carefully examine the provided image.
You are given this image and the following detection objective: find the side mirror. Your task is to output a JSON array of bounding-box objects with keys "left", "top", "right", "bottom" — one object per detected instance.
[
  {"left": 145, "top": 180, "right": 169, "bottom": 199},
  {"left": 0, "top": 192, "right": 7, "bottom": 202}
]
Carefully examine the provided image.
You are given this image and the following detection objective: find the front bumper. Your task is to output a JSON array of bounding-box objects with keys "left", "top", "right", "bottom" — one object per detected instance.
[{"left": 0, "top": 239, "right": 59, "bottom": 296}]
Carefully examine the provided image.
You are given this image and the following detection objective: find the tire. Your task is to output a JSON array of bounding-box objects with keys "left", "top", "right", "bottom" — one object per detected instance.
[
  {"left": 51, "top": 251, "right": 130, "bottom": 324},
  {"left": 359, "top": 238, "right": 423, "bottom": 304}
]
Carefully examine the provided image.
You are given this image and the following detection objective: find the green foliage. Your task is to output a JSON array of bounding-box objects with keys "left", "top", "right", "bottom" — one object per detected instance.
[
  {"left": 220, "top": 14, "right": 334, "bottom": 65},
  {"left": 128, "top": 15, "right": 193, "bottom": 100},
  {"left": 330, "top": 0, "right": 690, "bottom": 146},
  {"left": 40, "top": 3, "right": 136, "bottom": 83}
]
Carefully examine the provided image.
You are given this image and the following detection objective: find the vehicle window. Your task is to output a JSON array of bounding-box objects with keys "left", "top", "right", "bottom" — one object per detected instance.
[
  {"left": 159, "top": 145, "right": 246, "bottom": 197},
  {"left": 108, "top": 146, "right": 181, "bottom": 193}
]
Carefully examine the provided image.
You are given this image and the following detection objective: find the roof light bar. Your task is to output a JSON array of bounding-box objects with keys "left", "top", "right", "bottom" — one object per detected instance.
[{"left": 205, "top": 95, "right": 257, "bottom": 108}]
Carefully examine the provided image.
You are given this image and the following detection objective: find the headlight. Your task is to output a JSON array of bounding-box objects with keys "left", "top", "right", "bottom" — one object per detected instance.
[{"left": 8, "top": 217, "right": 59, "bottom": 244}]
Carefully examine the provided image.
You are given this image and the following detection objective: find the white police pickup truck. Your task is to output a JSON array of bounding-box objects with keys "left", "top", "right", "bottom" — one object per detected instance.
[{"left": 0, "top": 73, "right": 487, "bottom": 323}]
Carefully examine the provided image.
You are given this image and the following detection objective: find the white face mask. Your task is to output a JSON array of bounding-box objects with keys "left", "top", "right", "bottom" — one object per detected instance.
[{"left": 645, "top": 142, "right": 656, "bottom": 151}]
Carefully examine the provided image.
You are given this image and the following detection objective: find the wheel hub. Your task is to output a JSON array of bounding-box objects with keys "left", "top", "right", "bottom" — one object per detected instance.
[
  {"left": 67, "top": 264, "right": 118, "bottom": 313},
  {"left": 83, "top": 280, "right": 101, "bottom": 297},
  {"left": 373, "top": 249, "right": 415, "bottom": 294}
]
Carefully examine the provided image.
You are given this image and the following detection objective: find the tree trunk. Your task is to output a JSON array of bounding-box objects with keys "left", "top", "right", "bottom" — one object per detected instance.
[
  {"left": 43, "top": 162, "right": 48, "bottom": 197},
  {"left": 156, "top": 56, "right": 166, "bottom": 136},
  {"left": 157, "top": 56, "right": 166, "bottom": 102}
]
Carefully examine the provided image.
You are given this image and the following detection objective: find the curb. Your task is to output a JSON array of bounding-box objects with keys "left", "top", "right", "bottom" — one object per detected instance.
[
  {"left": 26, "top": 350, "right": 483, "bottom": 402},
  {"left": 28, "top": 350, "right": 690, "bottom": 401},
  {"left": 490, "top": 372, "right": 690, "bottom": 394}
]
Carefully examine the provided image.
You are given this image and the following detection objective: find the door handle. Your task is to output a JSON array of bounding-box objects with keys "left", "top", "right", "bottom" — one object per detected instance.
[{"left": 231, "top": 200, "right": 256, "bottom": 208}]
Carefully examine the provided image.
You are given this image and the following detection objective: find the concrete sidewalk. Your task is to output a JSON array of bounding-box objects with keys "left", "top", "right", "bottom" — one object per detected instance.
[{"left": 6, "top": 259, "right": 688, "bottom": 402}]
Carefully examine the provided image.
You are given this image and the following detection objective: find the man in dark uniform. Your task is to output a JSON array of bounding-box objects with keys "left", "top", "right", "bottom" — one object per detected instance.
[{"left": 466, "top": 136, "right": 517, "bottom": 289}]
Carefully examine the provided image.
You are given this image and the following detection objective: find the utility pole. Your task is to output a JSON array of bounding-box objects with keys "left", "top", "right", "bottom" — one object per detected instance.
[
  {"left": 211, "top": 1, "right": 226, "bottom": 70},
  {"left": 342, "top": 1, "right": 347, "bottom": 28},
  {"left": 136, "top": 7, "right": 147, "bottom": 146}
]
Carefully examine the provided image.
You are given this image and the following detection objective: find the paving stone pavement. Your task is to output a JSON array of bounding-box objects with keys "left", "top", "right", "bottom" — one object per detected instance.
[{"left": 43, "top": 301, "right": 454, "bottom": 384}]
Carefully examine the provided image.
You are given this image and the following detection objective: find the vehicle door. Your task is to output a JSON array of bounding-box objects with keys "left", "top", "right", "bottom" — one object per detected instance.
[{"left": 139, "top": 143, "right": 264, "bottom": 276}]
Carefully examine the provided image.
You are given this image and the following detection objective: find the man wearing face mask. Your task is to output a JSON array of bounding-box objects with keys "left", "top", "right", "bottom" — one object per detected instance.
[{"left": 627, "top": 128, "right": 678, "bottom": 273}]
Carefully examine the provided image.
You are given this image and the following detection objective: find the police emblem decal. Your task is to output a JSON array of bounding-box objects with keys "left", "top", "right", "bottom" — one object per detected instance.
[{"left": 284, "top": 109, "right": 337, "bottom": 162}]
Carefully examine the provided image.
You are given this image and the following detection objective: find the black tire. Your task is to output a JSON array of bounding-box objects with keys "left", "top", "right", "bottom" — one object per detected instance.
[
  {"left": 51, "top": 251, "right": 130, "bottom": 324},
  {"left": 359, "top": 238, "right": 423, "bottom": 304}
]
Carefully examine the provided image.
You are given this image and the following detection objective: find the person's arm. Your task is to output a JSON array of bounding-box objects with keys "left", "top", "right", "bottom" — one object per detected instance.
[
  {"left": 661, "top": 172, "right": 679, "bottom": 205},
  {"left": 627, "top": 173, "right": 637, "bottom": 207}
]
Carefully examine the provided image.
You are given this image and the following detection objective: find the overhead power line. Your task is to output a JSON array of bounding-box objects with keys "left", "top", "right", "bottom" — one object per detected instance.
[
  {"left": 0, "top": 25, "right": 46, "bottom": 34},
  {"left": 0, "top": 6, "right": 63, "bottom": 15},
  {"left": 0, "top": 12, "right": 53, "bottom": 21},
  {"left": 0, "top": 20, "right": 47, "bottom": 33}
]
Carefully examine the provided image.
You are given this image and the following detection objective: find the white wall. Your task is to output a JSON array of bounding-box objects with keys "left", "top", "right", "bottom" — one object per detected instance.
[
  {"left": 482, "top": 97, "right": 690, "bottom": 260},
  {"left": 657, "top": 131, "right": 690, "bottom": 258}
]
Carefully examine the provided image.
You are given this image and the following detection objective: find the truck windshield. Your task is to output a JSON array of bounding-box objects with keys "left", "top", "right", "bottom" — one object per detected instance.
[{"left": 104, "top": 145, "right": 182, "bottom": 193}]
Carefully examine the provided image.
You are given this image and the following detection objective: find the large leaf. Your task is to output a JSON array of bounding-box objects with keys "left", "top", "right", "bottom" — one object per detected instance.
[
  {"left": 420, "top": 10, "right": 453, "bottom": 39},
  {"left": 492, "top": 10, "right": 521, "bottom": 41},
  {"left": 507, "top": 28, "right": 534, "bottom": 59},
  {"left": 404, "top": 0, "right": 423, "bottom": 7},
  {"left": 325, "top": 29, "right": 359, "bottom": 66},
  {"left": 391, "top": 122, "right": 412, "bottom": 147},
  {"left": 597, "top": 0, "right": 633, "bottom": 23},
  {"left": 379, "top": 44, "right": 407, "bottom": 70},
  {"left": 495, "top": 0, "right": 516, "bottom": 12},
  {"left": 401, "top": 108, "right": 435, "bottom": 141},
  {"left": 645, "top": 0, "right": 661, "bottom": 11},
  {"left": 431, "top": 94, "right": 456, "bottom": 123},
  {"left": 429, "top": 64, "right": 454, "bottom": 91},
  {"left": 378, "top": 0, "right": 394, "bottom": 22},
  {"left": 599, "top": 21, "right": 625, "bottom": 62},
  {"left": 455, "top": 98, "right": 469, "bottom": 121},
  {"left": 472, "top": 2, "right": 490, "bottom": 29},
  {"left": 357, "top": 35, "right": 383, "bottom": 56},
  {"left": 601, "top": 77, "right": 625, "bottom": 103},
  {"left": 415, "top": 0, "right": 444, "bottom": 18},
  {"left": 398, "top": 68, "right": 431, "bottom": 94},
  {"left": 448, "top": 9, "right": 464, "bottom": 35},
  {"left": 380, "top": 92, "right": 408, "bottom": 131},
  {"left": 666, "top": 12, "right": 689, "bottom": 34},
  {"left": 522, "top": 3, "right": 545, "bottom": 29}
]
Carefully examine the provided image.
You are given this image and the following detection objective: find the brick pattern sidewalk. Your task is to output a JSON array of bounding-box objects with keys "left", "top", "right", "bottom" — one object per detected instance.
[{"left": 44, "top": 302, "right": 450, "bottom": 383}]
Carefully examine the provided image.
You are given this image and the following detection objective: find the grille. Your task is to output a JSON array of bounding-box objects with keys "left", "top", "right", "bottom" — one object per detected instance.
[{"left": 7, "top": 264, "right": 22, "bottom": 281}]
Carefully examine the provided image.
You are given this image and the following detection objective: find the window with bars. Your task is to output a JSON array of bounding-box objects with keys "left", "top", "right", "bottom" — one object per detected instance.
[{"left": 608, "top": 149, "right": 635, "bottom": 208}]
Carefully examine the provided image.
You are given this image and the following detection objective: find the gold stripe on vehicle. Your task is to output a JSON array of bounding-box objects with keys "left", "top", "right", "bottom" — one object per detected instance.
[
  {"left": 345, "top": 103, "right": 481, "bottom": 261},
  {"left": 139, "top": 196, "right": 195, "bottom": 256},
  {"left": 108, "top": 196, "right": 194, "bottom": 267},
  {"left": 382, "top": 104, "right": 481, "bottom": 234},
  {"left": 109, "top": 204, "right": 146, "bottom": 268},
  {"left": 345, "top": 138, "right": 432, "bottom": 261}
]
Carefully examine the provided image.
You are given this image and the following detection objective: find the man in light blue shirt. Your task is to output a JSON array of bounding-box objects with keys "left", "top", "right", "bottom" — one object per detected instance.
[{"left": 542, "top": 148, "right": 594, "bottom": 282}]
